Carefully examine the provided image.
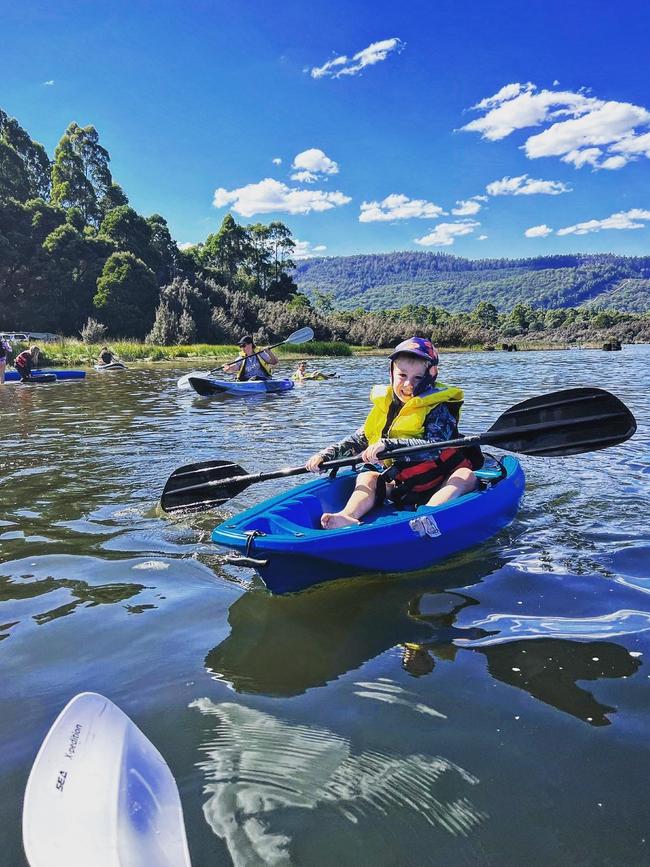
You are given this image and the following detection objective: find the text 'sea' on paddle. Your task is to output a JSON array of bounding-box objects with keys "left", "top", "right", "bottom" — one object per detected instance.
[{"left": 160, "top": 387, "right": 636, "bottom": 514}]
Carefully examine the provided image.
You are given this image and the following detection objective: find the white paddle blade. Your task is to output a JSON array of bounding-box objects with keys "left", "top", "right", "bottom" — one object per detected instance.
[
  {"left": 287, "top": 326, "right": 314, "bottom": 344},
  {"left": 23, "top": 692, "right": 191, "bottom": 867},
  {"left": 177, "top": 370, "right": 208, "bottom": 389}
]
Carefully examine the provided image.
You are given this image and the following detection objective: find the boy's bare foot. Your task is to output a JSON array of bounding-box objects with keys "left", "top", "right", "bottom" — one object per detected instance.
[{"left": 321, "top": 512, "right": 361, "bottom": 529}]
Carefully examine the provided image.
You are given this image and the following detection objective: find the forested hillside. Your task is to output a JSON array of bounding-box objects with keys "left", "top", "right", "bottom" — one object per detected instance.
[
  {"left": 2, "top": 106, "right": 650, "bottom": 349},
  {"left": 294, "top": 253, "right": 650, "bottom": 312}
]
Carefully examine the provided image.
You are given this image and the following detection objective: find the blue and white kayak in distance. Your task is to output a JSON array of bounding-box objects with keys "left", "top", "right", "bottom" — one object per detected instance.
[
  {"left": 94, "top": 362, "right": 127, "bottom": 371},
  {"left": 188, "top": 375, "right": 294, "bottom": 396},
  {"left": 4, "top": 369, "right": 86, "bottom": 382},
  {"left": 212, "top": 456, "right": 525, "bottom": 593}
]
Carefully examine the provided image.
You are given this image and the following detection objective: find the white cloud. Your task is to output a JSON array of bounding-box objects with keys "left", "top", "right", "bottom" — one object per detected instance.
[
  {"left": 556, "top": 208, "right": 650, "bottom": 236},
  {"left": 525, "top": 224, "right": 553, "bottom": 238},
  {"left": 562, "top": 147, "right": 602, "bottom": 168},
  {"left": 414, "top": 221, "right": 479, "bottom": 247},
  {"left": 291, "top": 170, "right": 318, "bottom": 183},
  {"left": 462, "top": 82, "right": 650, "bottom": 170},
  {"left": 293, "top": 240, "right": 328, "bottom": 259},
  {"left": 477, "top": 235, "right": 488, "bottom": 240},
  {"left": 462, "top": 83, "right": 594, "bottom": 141},
  {"left": 310, "top": 37, "right": 404, "bottom": 79},
  {"left": 359, "top": 193, "right": 444, "bottom": 223},
  {"left": 525, "top": 101, "right": 650, "bottom": 164},
  {"left": 600, "top": 155, "right": 628, "bottom": 170},
  {"left": 42, "top": 80, "right": 55, "bottom": 86},
  {"left": 292, "top": 148, "right": 339, "bottom": 176},
  {"left": 611, "top": 131, "right": 650, "bottom": 157},
  {"left": 272, "top": 157, "right": 282, "bottom": 165},
  {"left": 486, "top": 174, "right": 571, "bottom": 196},
  {"left": 452, "top": 198, "right": 483, "bottom": 216},
  {"left": 178, "top": 242, "right": 197, "bottom": 250},
  {"left": 213, "top": 178, "right": 351, "bottom": 217}
]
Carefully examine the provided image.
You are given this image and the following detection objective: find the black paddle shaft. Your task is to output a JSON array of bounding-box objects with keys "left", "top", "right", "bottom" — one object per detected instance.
[{"left": 160, "top": 387, "right": 636, "bottom": 513}]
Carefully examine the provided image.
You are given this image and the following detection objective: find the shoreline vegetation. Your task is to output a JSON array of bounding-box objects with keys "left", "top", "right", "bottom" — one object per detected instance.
[{"left": 6, "top": 335, "right": 640, "bottom": 369}]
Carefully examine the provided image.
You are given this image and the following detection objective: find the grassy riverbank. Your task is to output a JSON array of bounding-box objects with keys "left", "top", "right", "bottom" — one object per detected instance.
[
  {"left": 13, "top": 339, "right": 353, "bottom": 367},
  {"left": 11, "top": 336, "right": 620, "bottom": 368}
]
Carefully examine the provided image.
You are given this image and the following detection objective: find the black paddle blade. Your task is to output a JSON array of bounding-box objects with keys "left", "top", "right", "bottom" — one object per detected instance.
[
  {"left": 485, "top": 387, "right": 636, "bottom": 456},
  {"left": 188, "top": 376, "right": 226, "bottom": 396},
  {"left": 161, "top": 460, "right": 249, "bottom": 513}
]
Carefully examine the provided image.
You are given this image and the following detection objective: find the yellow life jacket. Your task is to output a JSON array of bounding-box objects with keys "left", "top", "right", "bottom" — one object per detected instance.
[
  {"left": 236, "top": 350, "right": 273, "bottom": 381},
  {"left": 362, "top": 382, "right": 465, "bottom": 465}
]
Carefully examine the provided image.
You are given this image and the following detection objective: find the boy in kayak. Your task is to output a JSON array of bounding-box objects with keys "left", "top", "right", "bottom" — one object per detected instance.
[
  {"left": 222, "top": 335, "right": 278, "bottom": 381},
  {"left": 305, "top": 337, "right": 483, "bottom": 529},
  {"left": 14, "top": 345, "right": 41, "bottom": 381}
]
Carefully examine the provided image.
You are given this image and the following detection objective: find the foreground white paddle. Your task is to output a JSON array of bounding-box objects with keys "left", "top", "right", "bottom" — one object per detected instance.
[{"left": 23, "top": 692, "right": 192, "bottom": 867}]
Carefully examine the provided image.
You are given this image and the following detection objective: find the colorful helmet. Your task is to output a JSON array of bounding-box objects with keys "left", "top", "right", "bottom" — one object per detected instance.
[{"left": 388, "top": 337, "right": 438, "bottom": 366}]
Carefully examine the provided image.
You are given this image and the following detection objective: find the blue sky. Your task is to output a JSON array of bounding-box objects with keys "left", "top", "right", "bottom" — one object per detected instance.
[{"left": 2, "top": 0, "right": 650, "bottom": 259}]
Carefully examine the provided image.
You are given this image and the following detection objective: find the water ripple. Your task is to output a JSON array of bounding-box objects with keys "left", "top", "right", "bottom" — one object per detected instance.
[{"left": 191, "top": 699, "right": 487, "bottom": 865}]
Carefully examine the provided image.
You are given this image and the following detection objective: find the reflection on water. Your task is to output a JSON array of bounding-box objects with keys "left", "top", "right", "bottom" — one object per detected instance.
[
  {"left": 471, "top": 638, "right": 641, "bottom": 726},
  {"left": 206, "top": 550, "right": 503, "bottom": 696},
  {"left": 192, "top": 699, "right": 487, "bottom": 866},
  {"left": 208, "top": 573, "right": 643, "bottom": 727}
]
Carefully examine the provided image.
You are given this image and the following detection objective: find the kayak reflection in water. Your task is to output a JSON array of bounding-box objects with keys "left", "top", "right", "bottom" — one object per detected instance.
[
  {"left": 222, "top": 334, "right": 278, "bottom": 381},
  {"left": 206, "top": 581, "right": 641, "bottom": 726},
  {"left": 403, "top": 595, "right": 642, "bottom": 726},
  {"left": 305, "top": 336, "right": 483, "bottom": 528}
]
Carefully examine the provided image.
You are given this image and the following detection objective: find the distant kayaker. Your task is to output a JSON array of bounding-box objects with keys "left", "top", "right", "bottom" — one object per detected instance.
[
  {"left": 0, "top": 336, "right": 11, "bottom": 384},
  {"left": 14, "top": 345, "right": 41, "bottom": 382},
  {"left": 292, "top": 361, "right": 336, "bottom": 381},
  {"left": 222, "top": 335, "right": 278, "bottom": 381},
  {"left": 305, "top": 336, "right": 483, "bottom": 529},
  {"left": 292, "top": 360, "right": 309, "bottom": 381},
  {"left": 97, "top": 346, "right": 118, "bottom": 366}
]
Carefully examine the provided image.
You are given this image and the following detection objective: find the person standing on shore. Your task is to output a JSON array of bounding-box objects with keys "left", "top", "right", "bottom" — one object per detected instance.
[
  {"left": 222, "top": 335, "right": 279, "bottom": 381},
  {"left": 0, "top": 336, "right": 12, "bottom": 384}
]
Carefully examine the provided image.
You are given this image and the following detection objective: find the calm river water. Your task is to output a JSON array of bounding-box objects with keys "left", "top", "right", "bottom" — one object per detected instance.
[{"left": 1, "top": 347, "right": 649, "bottom": 866}]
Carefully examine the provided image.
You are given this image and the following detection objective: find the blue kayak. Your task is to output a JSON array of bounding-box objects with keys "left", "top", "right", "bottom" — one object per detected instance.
[
  {"left": 212, "top": 455, "right": 525, "bottom": 593},
  {"left": 188, "top": 375, "right": 294, "bottom": 396},
  {"left": 4, "top": 369, "right": 86, "bottom": 382}
]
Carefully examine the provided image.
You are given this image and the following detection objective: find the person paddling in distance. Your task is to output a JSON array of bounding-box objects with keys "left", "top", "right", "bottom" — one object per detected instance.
[
  {"left": 222, "top": 335, "right": 279, "bottom": 381},
  {"left": 305, "top": 337, "right": 483, "bottom": 529},
  {"left": 97, "top": 345, "right": 118, "bottom": 366},
  {"left": 292, "top": 360, "right": 335, "bottom": 381},
  {"left": 14, "top": 345, "right": 40, "bottom": 382}
]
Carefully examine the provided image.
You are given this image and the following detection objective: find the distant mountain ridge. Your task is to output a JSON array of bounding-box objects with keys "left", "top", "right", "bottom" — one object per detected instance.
[{"left": 293, "top": 252, "right": 650, "bottom": 312}]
